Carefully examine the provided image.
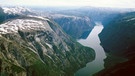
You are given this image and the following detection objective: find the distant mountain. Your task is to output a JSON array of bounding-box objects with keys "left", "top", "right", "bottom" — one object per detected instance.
[
  {"left": 97, "top": 12, "right": 135, "bottom": 75},
  {"left": 30, "top": 6, "right": 135, "bottom": 40},
  {"left": 42, "top": 6, "right": 135, "bottom": 26},
  {"left": 0, "top": 7, "right": 95, "bottom": 76},
  {"left": 47, "top": 7, "right": 134, "bottom": 39},
  {"left": 3, "top": 6, "right": 35, "bottom": 15},
  {"left": 0, "top": 6, "right": 30, "bottom": 24}
]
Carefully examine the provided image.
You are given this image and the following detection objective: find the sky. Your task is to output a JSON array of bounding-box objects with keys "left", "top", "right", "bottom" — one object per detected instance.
[{"left": 0, "top": 0, "right": 135, "bottom": 8}]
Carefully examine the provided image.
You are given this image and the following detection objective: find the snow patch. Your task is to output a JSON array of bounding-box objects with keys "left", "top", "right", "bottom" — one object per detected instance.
[
  {"left": 0, "top": 19, "right": 47, "bottom": 34},
  {"left": 127, "top": 18, "right": 135, "bottom": 21},
  {"left": 28, "top": 15, "right": 49, "bottom": 21},
  {"left": 50, "top": 14, "right": 82, "bottom": 19},
  {"left": 46, "top": 43, "right": 52, "bottom": 49},
  {"left": 35, "top": 37, "right": 40, "bottom": 42},
  {"left": 3, "top": 6, "right": 31, "bottom": 15}
]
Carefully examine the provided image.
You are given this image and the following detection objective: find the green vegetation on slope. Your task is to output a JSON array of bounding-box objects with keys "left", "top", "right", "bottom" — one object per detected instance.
[
  {"left": 0, "top": 17, "right": 95, "bottom": 76},
  {"left": 97, "top": 12, "right": 135, "bottom": 75}
]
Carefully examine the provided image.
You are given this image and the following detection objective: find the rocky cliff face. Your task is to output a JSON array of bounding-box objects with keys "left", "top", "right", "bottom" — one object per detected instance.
[
  {"left": 49, "top": 14, "right": 95, "bottom": 39},
  {"left": 0, "top": 9, "right": 95, "bottom": 76},
  {"left": 97, "top": 12, "right": 135, "bottom": 75},
  {"left": 0, "top": 7, "right": 6, "bottom": 23}
]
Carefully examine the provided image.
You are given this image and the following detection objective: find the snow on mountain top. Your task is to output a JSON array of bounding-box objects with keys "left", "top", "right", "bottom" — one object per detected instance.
[
  {"left": 126, "top": 17, "right": 135, "bottom": 22},
  {"left": 0, "top": 19, "right": 50, "bottom": 34},
  {"left": 28, "top": 15, "right": 50, "bottom": 21},
  {"left": 3, "top": 6, "right": 31, "bottom": 15},
  {"left": 49, "top": 14, "right": 91, "bottom": 21},
  {"left": 49, "top": 14, "right": 82, "bottom": 19}
]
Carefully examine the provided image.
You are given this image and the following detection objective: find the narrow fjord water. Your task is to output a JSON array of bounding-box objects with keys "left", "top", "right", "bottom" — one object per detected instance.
[{"left": 75, "top": 22, "right": 106, "bottom": 76}]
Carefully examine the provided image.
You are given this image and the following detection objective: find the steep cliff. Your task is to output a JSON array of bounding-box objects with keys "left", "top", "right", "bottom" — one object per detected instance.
[
  {"left": 47, "top": 14, "right": 95, "bottom": 39},
  {"left": 0, "top": 7, "right": 6, "bottom": 23},
  {"left": 0, "top": 15, "right": 95, "bottom": 76},
  {"left": 97, "top": 12, "right": 135, "bottom": 75}
]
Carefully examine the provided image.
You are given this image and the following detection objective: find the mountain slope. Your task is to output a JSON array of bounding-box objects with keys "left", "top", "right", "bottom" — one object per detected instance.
[
  {"left": 50, "top": 14, "right": 95, "bottom": 39},
  {"left": 0, "top": 7, "right": 6, "bottom": 23},
  {"left": 97, "top": 12, "right": 135, "bottom": 75},
  {"left": 0, "top": 14, "right": 95, "bottom": 76}
]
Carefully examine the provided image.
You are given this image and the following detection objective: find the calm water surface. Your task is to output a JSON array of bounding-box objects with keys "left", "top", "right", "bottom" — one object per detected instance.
[{"left": 75, "top": 22, "right": 106, "bottom": 76}]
